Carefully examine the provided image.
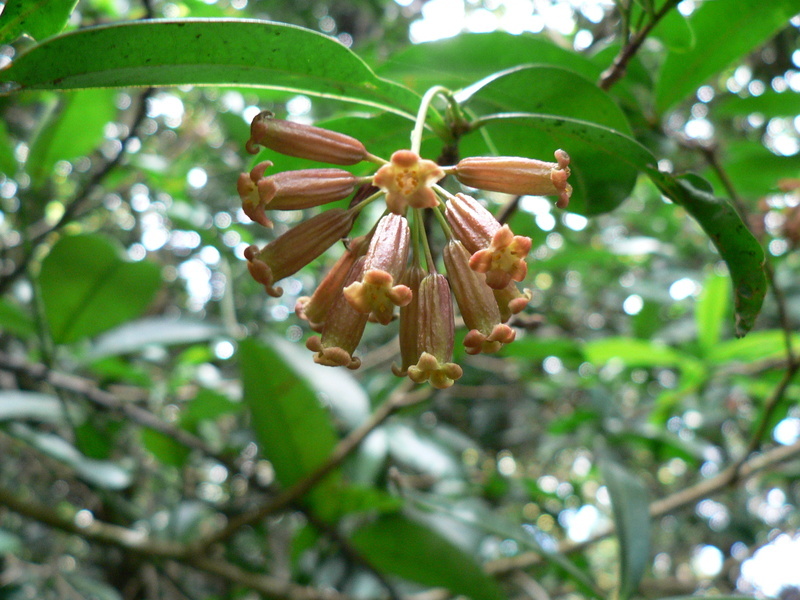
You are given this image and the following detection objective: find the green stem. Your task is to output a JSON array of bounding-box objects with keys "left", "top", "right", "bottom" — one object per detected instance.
[
  {"left": 415, "top": 209, "right": 436, "bottom": 272},
  {"left": 349, "top": 190, "right": 385, "bottom": 215},
  {"left": 411, "top": 86, "right": 451, "bottom": 155}
]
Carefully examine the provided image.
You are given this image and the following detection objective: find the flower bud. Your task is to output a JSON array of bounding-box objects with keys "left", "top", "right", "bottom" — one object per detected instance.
[
  {"left": 306, "top": 258, "right": 369, "bottom": 370},
  {"left": 239, "top": 161, "right": 357, "bottom": 227},
  {"left": 246, "top": 110, "right": 369, "bottom": 165},
  {"left": 406, "top": 274, "right": 462, "bottom": 389},
  {"left": 453, "top": 150, "right": 572, "bottom": 209},
  {"left": 443, "top": 240, "right": 515, "bottom": 355},
  {"left": 392, "top": 264, "right": 426, "bottom": 377},
  {"left": 295, "top": 235, "right": 370, "bottom": 331},
  {"left": 244, "top": 208, "right": 357, "bottom": 297},
  {"left": 494, "top": 282, "right": 532, "bottom": 323},
  {"left": 344, "top": 213, "right": 412, "bottom": 325}
]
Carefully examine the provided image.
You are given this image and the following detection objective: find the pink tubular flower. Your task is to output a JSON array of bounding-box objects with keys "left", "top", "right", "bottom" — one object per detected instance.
[
  {"left": 453, "top": 150, "right": 572, "bottom": 209},
  {"left": 442, "top": 240, "right": 516, "bottom": 355},
  {"left": 406, "top": 274, "right": 463, "bottom": 389},
  {"left": 343, "top": 213, "right": 412, "bottom": 325},
  {"left": 244, "top": 208, "right": 357, "bottom": 297},
  {"left": 445, "top": 193, "right": 531, "bottom": 289},
  {"left": 295, "top": 235, "right": 370, "bottom": 332},
  {"left": 238, "top": 161, "right": 357, "bottom": 228},
  {"left": 306, "top": 258, "right": 369, "bottom": 370},
  {"left": 246, "top": 110, "right": 369, "bottom": 165},
  {"left": 373, "top": 150, "right": 445, "bottom": 214}
]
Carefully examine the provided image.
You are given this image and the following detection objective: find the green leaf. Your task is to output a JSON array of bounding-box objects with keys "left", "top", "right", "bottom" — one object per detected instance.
[
  {"left": 705, "top": 142, "right": 797, "bottom": 199},
  {"left": 39, "top": 234, "right": 162, "bottom": 345},
  {"left": 715, "top": 89, "right": 800, "bottom": 119},
  {"left": 647, "top": 169, "right": 767, "bottom": 336},
  {"left": 377, "top": 32, "right": 601, "bottom": 93},
  {"left": 460, "top": 65, "right": 632, "bottom": 134},
  {"left": 466, "top": 113, "right": 655, "bottom": 215},
  {"left": 181, "top": 388, "right": 242, "bottom": 431},
  {"left": 0, "top": 118, "right": 18, "bottom": 176},
  {"left": 0, "top": 19, "right": 423, "bottom": 121},
  {"left": 707, "top": 330, "right": 800, "bottom": 364},
  {"left": 350, "top": 513, "right": 505, "bottom": 600},
  {"left": 696, "top": 271, "right": 731, "bottom": 352},
  {"left": 26, "top": 89, "right": 116, "bottom": 186},
  {"left": 0, "top": 0, "right": 79, "bottom": 44},
  {"left": 598, "top": 454, "right": 651, "bottom": 600},
  {"left": 655, "top": 0, "right": 800, "bottom": 112},
  {"left": 0, "top": 298, "right": 36, "bottom": 339},
  {"left": 647, "top": 5, "right": 694, "bottom": 52},
  {"left": 141, "top": 428, "right": 190, "bottom": 468},
  {"left": 239, "top": 338, "right": 341, "bottom": 505},
  {"left": 584, "top": 337, "right": 694, "bottom": 368},
  {"left": 0, "top": 529, "right": 22, "bottom": 554}
]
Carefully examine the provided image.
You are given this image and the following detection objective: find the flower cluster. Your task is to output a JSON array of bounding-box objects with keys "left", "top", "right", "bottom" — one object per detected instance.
[{"left": 238, "top": 110, "right": 572, "bottom": 388}]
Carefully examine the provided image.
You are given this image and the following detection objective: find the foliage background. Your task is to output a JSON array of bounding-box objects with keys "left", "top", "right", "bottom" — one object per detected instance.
[{"left": 1, "top": 1, "right": 800, "bottom": 599}]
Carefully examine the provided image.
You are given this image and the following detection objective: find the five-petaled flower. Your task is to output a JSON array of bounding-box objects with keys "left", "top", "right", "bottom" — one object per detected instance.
[{"left": 235, "top": 106, "right": 573, "bottom": 387}]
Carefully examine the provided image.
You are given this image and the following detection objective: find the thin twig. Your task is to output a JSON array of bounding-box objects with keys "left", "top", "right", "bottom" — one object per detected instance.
[
  {"left": 191, "top": 382, "right": 431, "bottom": 553},
  {"left": 0, "top": 350, "right": 229, "bottom": 465},
  {"left": 598, "top": 0, "right": 681, "bottom": 91}
]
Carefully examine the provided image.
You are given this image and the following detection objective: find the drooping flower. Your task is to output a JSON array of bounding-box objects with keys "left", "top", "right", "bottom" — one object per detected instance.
[
  {"left": 306, "top": 258, "right": 369, "bottom": 370},
  {"left": 445, "top": 193, "right": 531, "bottom": 289},
  {"left": 442, "top": 239, "right": 516, "bottom": 355},
  {"left": 392, "top": 264, "right": 426, "bottom": 377},
  {"left": 343, "top": 213, "right": 413, "bottom": 325},
  {"left": 406, "top": 273, "right": 463, "bottom": 388},
  {"left": 238, "top": 161, "right": 358, "bottom": 227},
  {"left": 373, "top": 150, "right": 445, "bottom": 214},
  {"left": 244, "top": 208, "right": 357, "bottom": 297},
  {"left": 246, "top": 110, "right": 370, "bottom": 165},
  {"left": 453, "top": 150, "right": 572, "bottom": 209}
]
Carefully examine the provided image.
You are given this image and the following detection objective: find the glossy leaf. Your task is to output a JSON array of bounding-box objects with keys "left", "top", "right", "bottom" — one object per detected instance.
[
  {"left": 655, "top": 0, "right": 800, "bottom": 112},
  {"left": 599, "top": 454, "right": 651, "bottom": 600},
  {"left": 0, "top": 19, "right": 423, "bottom": 121},
  {"left": 26, "top": 89, "right": 116, "bottom": 186},
  {"left": 714, "top": 90, "right": 800, "bottom": 119},
  {"left": 647, "top": 169, "right": 767, "bottom": 336},
  {"left": 706, "top": 330, "right": 800, "bottom": 364},
  {"left": 459, "top": 65, "right": 632, "bottom": 134},
  {"left": 696, "top": 272, "right": 731, "bottom": 352},
  {"left": 0, "top": 390, "right": 66, "bottom": 424},
  {"left": 649, "top": 7, "right": 694, "bottom": 52},
  {"left": 39, "top": 234, "right": 162, "bottom": 344},
  {"left": 239, "top": 338, "right": 341, "bottom": 505},
  {"left": 0, "top": 0, "right": 78, "bottom": 44},
  {"left": 350, "top": 513, "right": 505, "bottom": 600},
  {"left": 376, "top": 32, "right": 601, "bottom": 93},
  {"left": 466, "top": 113, "right": 655, "bottom": 215}
]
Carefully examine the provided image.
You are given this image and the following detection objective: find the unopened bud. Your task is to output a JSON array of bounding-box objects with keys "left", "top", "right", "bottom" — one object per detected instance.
[
  {"left": 246, "top": 110, "right": 369, "bottom": 165},
  {"left": 453, "top": 150, "right": 572, "bottom": 209}
]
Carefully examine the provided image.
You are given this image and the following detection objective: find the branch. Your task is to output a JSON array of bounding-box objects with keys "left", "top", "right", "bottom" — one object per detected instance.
[
  {"left": 484, "top": 437, "right": 800, "bottom": 575},
  {"left": 0, "top": 350, "right": 230, "bottom": 466},
  {"left": 598, "top": 0, "right": 682, "bottom": 91},
  {"left": 191, "top": 382, "right": 431, "bottom": 553}
]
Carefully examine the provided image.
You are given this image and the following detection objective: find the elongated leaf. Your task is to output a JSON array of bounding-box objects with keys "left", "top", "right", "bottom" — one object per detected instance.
[
  {"left": 715, "top": 90, "right": 800, "bottom": 119},
  {"left": 239, "top": 338, "right": 341, "bottom": 505},
  {"left": 0, "top": 390, "right": 66, "bottom": 423},
  {"left": 26, "top": 89, "right": 116, "bottom": 186},
  {"left": 707, "top": 330, "right": 800, "bottom": 364},
  {"left": 39, "top": 234, "right": 162, "bottom": 344},
  {"left": 459, "top": 65, "right": 632, "bottom": 134},
  {"left": 466, "top": 113, "right": 655, "bottom": 215},
  {"left": 598, "top": 455, "right": 650, "bottom": 600},
  {"left": 0, "top": 0, "right": 78, "bottom": 44},
  {"left": 696, "top": 272, "right": 731, "bottom": 352},
  {"left": 377, "top": 32, "right": 601, "bottom": 93},
  {"left": 0, "top": 19, "right": 422, "bottom": 121},
  {"left": 0, "top": 298, "right": 35, "bottom": 339},
  {"left": 655, "top": 0, "right": 800, "bottom": 112},
  {"left": 647, "top": 169, "right": 766, "bottom": 336},
  {"left": 10, "top": 423, "right": 133, "bottom": 489},
  {"left": 351, "top": 513, "right": 505, "bottom": 600},
  {"left": 584, "top": 337, "right": 692, "bottom": 368}
]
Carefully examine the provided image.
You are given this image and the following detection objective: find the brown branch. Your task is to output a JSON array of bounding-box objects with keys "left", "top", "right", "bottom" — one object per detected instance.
[
  {"left": 484, "top": 437, "right": 800, "bottom": 575},
  {"left": 0, "top": 350, "right": 229, "bottom": 466},
  {"left": 191, "top": 382, "right": 431, "bottom": 553},
  {"left": 599, "top": 0, "right": 682, "bottom": 91}
]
